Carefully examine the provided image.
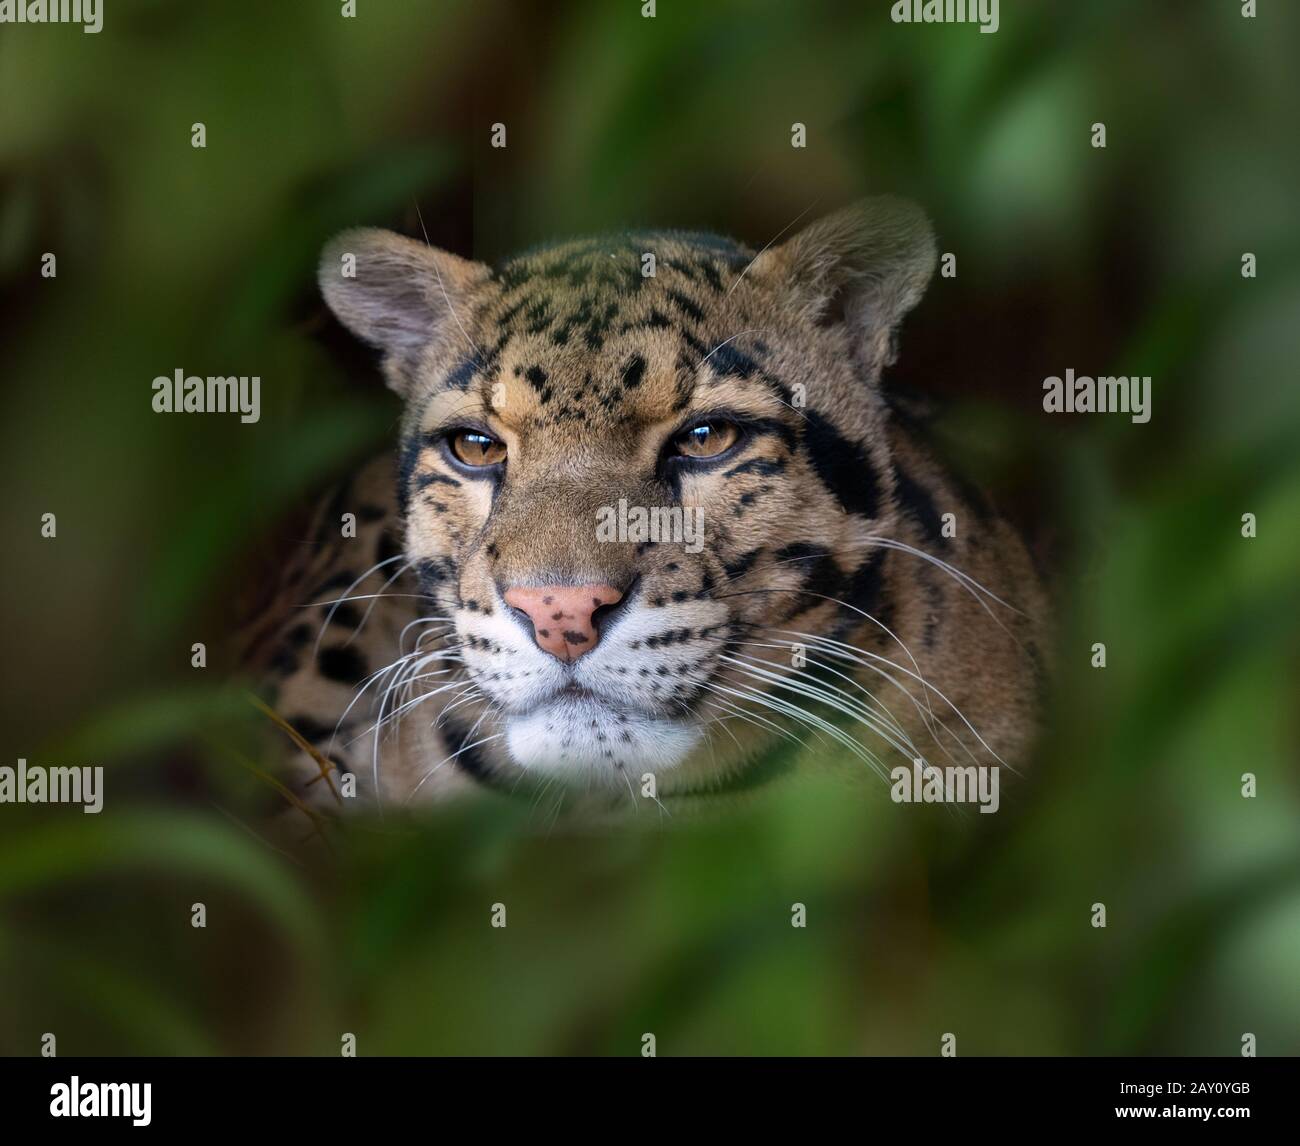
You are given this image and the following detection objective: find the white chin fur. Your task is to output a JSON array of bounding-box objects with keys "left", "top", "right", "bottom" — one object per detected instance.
[{"left": 503, "top": 696, "right": 700, "bottom": 783}]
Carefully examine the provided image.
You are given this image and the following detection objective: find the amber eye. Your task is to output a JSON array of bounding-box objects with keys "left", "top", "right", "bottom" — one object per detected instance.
[
  {"left": 449, "top": 429, "right": 507, "bottom": 467},
  {"left": 673, "top": 420, "right": 740, "bottom": 459}
]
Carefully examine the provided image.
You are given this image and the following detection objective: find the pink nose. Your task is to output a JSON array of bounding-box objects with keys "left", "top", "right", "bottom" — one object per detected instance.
[{"left": 504, "top": 584, "right": 624, "bottom": 662}]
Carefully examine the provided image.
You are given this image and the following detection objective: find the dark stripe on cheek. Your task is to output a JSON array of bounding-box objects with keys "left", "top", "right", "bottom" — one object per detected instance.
[
  {"left": 828, "top": 549, "right": 888, "bottom": 641},
  {"left": 416, "top": 471, "right": 461, "bottom": 490},
  {"left": 397, "top": 434, "right": 423, "bottom": 518},
  {"left": 742, "top": 416, "right": 798, "bottom": 453},
  {"left": 723, "top": 547, "right": 762, "bottom": 581},
  {"left": 773, "top": 542, "right": 843, "bottom": 601},
  {"left": 724, "top": 456, "right": 787, "bottom": 478},
  {"left": 442, "top": 717, "right": 495, "bottom": 784},
  {"left": 328, "top": 602, "right": 362, "bottom": 630},
  {"left": 416, "top": 556, "right": 457, "bottom": 596},
  {"left": 892, "top": 464, "right": 943, "bottom": 548},
  {"left": 802, "top": 411, "right": 881, "bottom": 519}
]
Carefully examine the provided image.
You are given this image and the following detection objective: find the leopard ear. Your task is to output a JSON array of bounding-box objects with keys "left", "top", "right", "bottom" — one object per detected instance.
[
  {"left": 752, "top": 196, "right": 937, "bottom": 375},
  {"left": 318, "top": 228, "right": 491, "bottom": 395}
]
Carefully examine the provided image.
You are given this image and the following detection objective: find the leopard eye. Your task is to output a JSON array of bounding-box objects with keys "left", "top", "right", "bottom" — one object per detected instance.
[
  {"left": 673, "top": 420, "right": 740, "bottom": 459},
  {"left": 449, "top": 429, "right": 507, "bottom": 467}
]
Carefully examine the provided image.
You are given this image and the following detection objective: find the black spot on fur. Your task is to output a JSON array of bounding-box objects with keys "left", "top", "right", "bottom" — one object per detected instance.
[
  {"left": 663, "top": 256, "right": 697, "bottom": 281},
  {"left": 697, "top": 260, "right": 724, "bottom": 292},
  {"left": 444, "top": 355, "right": 479, "bottom": 391},
  {"left": 622, "top": 354, "right": 647, "bottom": 390},
  {"left": 666, "top": 288, "right": 704, "bottom": 323},
  {"left": 318, "top": 645, "right": 367, "bottom": 685},
  {"left": 288, "top": 715, "right": 336, "bottom": 744},
  {"left": 617, "top": 308, "right": 672, "bottom": 333},
  {"left": 917, "top": 564, "right": 943, "bottom": 648},
  {"left": 443, "top": 718, "right": 494, "bottom": 784},
  {"left": 524, "top": 299, "right": 553, "bottom": 334},
  {"left": 376, "top": 529, "right": 402, "bottom": 566},
  {"left": 268, "top": 648, "right": 298, "bottom": 676},
  {"left": 416, "top": 556, "right": 456, "bottom": 596},
  {"left": 329, "top": 602, "right": 362, "bottom": 630},
  {"left": 313, "top": 571, "right": 356, "bottom": 597},
  {"left": 708, "top": 343, "right": 760, "bottom": 380}
]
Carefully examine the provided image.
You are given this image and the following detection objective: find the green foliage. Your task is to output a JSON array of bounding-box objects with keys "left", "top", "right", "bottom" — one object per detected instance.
[{"left": 1, "top": 0, "right": 1297, "bottom": 1055}]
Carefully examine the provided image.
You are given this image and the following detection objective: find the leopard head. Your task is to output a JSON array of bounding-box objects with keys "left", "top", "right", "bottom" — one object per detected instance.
[{"left": 319, "top": 199, "right": 937, "bottom": 795}]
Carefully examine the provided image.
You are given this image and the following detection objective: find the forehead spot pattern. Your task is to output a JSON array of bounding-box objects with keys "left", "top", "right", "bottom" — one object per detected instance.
[{"left": 427, "top": 233, "right": 770, "bottom": 431}]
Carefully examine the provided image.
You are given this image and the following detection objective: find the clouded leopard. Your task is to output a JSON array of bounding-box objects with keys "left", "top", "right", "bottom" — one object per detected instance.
[{"left": 247, "top": 198, "right": 1048, "bottom": 819}]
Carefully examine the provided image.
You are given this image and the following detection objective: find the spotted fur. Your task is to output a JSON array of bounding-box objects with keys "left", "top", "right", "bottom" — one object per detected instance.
[{"left": 253, "top": 199, "right": 1048, "bottom": 816}]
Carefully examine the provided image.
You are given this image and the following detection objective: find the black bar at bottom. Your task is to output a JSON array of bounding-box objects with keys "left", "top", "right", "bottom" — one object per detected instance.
[{"left": 1, "top": 1055, "right": 1291, "bottom": 1132}]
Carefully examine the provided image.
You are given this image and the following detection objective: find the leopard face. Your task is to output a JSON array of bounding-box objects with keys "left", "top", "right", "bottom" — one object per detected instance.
[{"left": 315, "top": 199, "right": 1044, "bottom": 801}]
